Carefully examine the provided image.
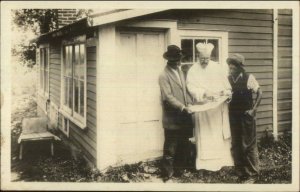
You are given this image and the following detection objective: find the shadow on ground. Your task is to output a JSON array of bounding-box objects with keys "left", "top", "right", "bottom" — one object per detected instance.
[{"left": 11, "top": 94, "right": 292, "bottom": 183}]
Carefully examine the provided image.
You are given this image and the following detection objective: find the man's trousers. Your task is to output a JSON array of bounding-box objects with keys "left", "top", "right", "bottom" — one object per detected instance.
[{"left": 229, "top": 110, "right": 260, "bottom": 176}]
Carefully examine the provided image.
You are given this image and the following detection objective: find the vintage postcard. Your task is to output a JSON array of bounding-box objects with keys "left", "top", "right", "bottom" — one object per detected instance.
[{"left": 1, "top": 1, "right": 299, "bottom": 191}]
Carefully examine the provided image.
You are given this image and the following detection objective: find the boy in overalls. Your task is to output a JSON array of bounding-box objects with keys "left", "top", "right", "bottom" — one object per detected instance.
[{"left": 226, "top": 54, "right": 263, "bottom": 182}]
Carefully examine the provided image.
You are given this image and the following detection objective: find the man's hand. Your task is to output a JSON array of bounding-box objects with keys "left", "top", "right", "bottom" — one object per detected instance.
[
  {"left": 245, "top": 109, "right": 256, "bottom": 117},
  {"left": 183, "top": 106, "right": 194, "bottom": 114},
  {"left": 223, "top": 90, "right": 232, "bottom": 96}
]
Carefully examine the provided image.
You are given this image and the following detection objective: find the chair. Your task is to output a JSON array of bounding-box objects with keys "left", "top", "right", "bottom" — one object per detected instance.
[{"left": 18, "top": 117, "right": 61, "bottom": 160}]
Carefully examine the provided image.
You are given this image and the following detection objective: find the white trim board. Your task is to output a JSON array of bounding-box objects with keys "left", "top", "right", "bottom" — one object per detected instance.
[{"left": 92, "top": 9, "right": 169, "bottom": 27}]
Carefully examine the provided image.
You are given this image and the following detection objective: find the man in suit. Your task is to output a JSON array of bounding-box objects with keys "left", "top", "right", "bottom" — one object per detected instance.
[{"left": 159, "top": 45, "right": 194, "bottom": 182}]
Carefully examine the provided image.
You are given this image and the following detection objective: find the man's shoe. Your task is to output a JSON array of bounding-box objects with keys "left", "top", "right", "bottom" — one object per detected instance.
[
  {"left": 241, "top": 177, "right": 255, "bottom": 184},
  {"left": 173, "top": 169, "right": 184, "bottom": 178},
  {"left": 235, "top": 168, "right": 245, "bottom": 178},
  {"left": 162, "top": 169, "right": 174, "bottom": 182},
  {"left": 164, "top": 178, "right": 175, "bottom": 183}
]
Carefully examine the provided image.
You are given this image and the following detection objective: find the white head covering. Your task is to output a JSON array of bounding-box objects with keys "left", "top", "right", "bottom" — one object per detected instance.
[{"left": 196, "top": 42, "right": 214, "bottom": 57}]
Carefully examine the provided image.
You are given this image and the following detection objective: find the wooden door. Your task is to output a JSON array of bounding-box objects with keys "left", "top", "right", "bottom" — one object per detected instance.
[{"left": 116, "top": 30, "right": 165, "bottom": 163}]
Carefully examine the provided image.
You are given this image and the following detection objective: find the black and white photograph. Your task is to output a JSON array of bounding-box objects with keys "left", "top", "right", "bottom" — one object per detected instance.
[{"left": 1, "top": 1, "right": 299, "bottom": 191}]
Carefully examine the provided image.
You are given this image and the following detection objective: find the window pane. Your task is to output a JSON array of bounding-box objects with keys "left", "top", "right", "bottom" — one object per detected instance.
[
  {"left": 40, "top": 49, "right": 44, "bottom": 89},
  {"left": 64, "top": 77, "right": 68, "bottom": 106},
  {"left": 40, "top": 69, "right": 43, "bottom": 90},
  {"left": 63, "top": 46, "right": 68, "bottom": 76},
  {"left": 207, "top": 39, "right": 219, "bottom": 62},
  {"left": 45, "top": 71, "right": 48, "bottom": 93},
  {"left": 80, "top": 44, "right": 85, "bottom": 80},
  {"left": 68, "top": 77, "right": 73, "bottom": 109},
  {"left": 44, "top": 48, "right": 48, "bottom": 70},
  {"left": 40, "top": 49, "right": 44, "bottom": 69},
  {"left": 74, "top": 79, "right": 79, "bottom": 113},
  {"left": 67, "top": 46, "right": 73, "bottom": 77},
  {"left": 194, "top": 39, "right": 206, "bottom": 62},
  {"left": 74, "top": 45, "right": 80, "bottom": 79},
  {"left": 80, "top": 80, "right": 84, "bottom": 117},
  {"left": 181, "top": 39, "right": 193, "bottom": 63},
  {"left": 65, "top": 46, "right": 70, "bottom": 77}
]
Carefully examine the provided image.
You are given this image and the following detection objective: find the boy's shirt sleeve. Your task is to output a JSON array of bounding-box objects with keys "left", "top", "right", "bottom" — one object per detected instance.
[{"left": 247, "top": 74, "right": 260, "bottom": 93}]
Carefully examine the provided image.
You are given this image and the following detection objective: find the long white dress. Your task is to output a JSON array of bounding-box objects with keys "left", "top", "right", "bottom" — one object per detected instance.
[{"left": 186, "top": 61, "right": 234, "bottom": 171}]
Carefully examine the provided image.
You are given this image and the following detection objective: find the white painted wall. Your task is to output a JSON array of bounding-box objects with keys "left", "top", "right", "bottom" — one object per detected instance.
[
  {"left": 97, "top": 25, "right": 119, "bottom": 170},
  {"left": 96, "top": 21, "right": 178, "bottom": 170}
]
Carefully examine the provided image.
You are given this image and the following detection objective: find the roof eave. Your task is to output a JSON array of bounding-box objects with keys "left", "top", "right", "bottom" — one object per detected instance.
[
  {"left": 30, "top": 9, "right": 169, "bottom": 44},
  {"left": 30, "top": 17, "right": 92, "bottom": 44}
]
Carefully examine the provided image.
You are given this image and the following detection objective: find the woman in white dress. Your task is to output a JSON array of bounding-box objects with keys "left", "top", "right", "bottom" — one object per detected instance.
[{"left": 186, "top": 43, "right": 234, "bottom": 171}]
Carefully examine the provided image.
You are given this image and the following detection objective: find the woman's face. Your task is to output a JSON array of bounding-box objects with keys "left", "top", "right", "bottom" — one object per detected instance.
[{"left": 228, "top": 63, "right": 238, "bottom": 75}]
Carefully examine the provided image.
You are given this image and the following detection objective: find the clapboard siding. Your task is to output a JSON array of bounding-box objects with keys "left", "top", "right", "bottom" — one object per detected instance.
[
  {"left": 189, "top": 10, "right": 273, "bottom": 21},
  {"left": 87, "top": 98, "right": 97, "bottom": 109},
  {"left": 278, "top": 26, "right": 292, "bottom": 36},
  {"left": 229, "top": 39, "right": 273, "bottom": 46},
  {"left": 278, "top": 69, "right": 292, "bottom": 79},
  {"left": 254, "top": 72, "right": 273, "bottom": 79},
  {"left": 50, "top": 63, "right": 61, "bottom": 70},
  {"left": 229, "top": 32, "right": 272, "bottom": 40},
  {"left": 68, "top": 120, "right": 97, "bottom": 161},
  {"left": 278, "top": 37, "right": 292, "bottom": 47},
  {"left": 180, "top": 17, "right": 273, "bottom": 27},
  {"left": 229, "top": 46, "right": 272, "bottom": 53},
  {"left": 49, "top": 42, "right": 61, "bottom": 106},
  {"left": 278, "top": 89, "right": 292, "bottom": 100},
  {"left": 278, "top": 100, "right": 292, "bottom": 111},
  {"left": 178, "top": 23, "right": 273, "bottom": 34},
  {"left": 277, "top": 9, "right": 292, "bottom": 132},
  {"left": 244, "top": 60, "right": 273, "bottom": 66},
  {"left": 278, "top": 58, "right": 292, "bottom": 68},
  {"left": 278, "top": 121, "right": 292, "bottom": 132}
]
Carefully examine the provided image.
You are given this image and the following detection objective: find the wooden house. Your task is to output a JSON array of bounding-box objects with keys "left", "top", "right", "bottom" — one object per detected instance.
[{"left": 32, "top": 9, "right": 293, "bottom": 170}]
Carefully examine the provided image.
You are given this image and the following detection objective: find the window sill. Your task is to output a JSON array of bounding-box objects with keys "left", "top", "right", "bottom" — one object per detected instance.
[{"left": 59, "top": 109, "right": 87, "bottom": 130}]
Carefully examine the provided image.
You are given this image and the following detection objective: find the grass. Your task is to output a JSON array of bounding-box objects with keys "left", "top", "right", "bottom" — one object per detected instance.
[{"left": 11, "top": 93, "right": 292, "bottom": 183}]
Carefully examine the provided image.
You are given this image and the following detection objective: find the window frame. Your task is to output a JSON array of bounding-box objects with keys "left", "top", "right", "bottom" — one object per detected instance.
[
  {"left": 39, "top": 44, "right": 50, "bottom": 99},
  {"left": 178, "top": 30, "right": 228, "bottom": 67},
  {"left": 60, "top": 35, "right": 87, "bottom": 129}
]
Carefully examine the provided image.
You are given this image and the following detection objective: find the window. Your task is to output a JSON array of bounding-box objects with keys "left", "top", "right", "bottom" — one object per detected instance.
[
  {"left": 181, "top": 38, "right": 220, "bottom": 64},
  {"left": 179, "top": 30, "right": 228, "bottom": 67},
  {"left": 61, "top": 116, "right": 69, "bottom": 137},
  {"left": 61, "top": 43, "right": 86, "bottom": 127},
  {"left": 40, "top": 47, "right": 49, "bottom": 96}
]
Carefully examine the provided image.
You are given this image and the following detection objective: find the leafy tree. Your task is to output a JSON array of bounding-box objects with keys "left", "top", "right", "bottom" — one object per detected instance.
[
  {"left": 12, "top": 9, "right": 59, "bottom": 35},
  {"left": 12, "top": 9, "right": 93, "bottom": 67}
]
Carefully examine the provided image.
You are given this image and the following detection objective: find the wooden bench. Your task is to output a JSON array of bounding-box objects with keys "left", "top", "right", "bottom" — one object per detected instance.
[{"left": 18, "top": 117, "right": 61, "bottom": 160}]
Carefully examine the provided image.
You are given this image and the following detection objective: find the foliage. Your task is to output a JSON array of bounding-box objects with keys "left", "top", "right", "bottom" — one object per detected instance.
[
  {"left": 12, "top": 9, "right": 58, "bottom": 35},
  {"left": 11, "top": 9, "right": 93, "bottom": 67}
]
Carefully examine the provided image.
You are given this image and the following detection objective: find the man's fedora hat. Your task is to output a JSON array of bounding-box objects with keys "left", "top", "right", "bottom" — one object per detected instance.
[
  {"left": 163, "top": 45, "right": 183, "bottom": 61},
  {"left": 226, "top": 53, "right": 245, "bottom": 67}
]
